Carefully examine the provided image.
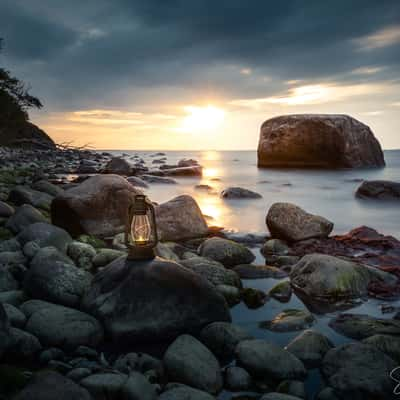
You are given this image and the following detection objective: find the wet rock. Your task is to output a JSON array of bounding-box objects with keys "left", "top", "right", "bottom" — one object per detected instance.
[
  {"left": 161, "top": 165, "right": 202, "bottom": 176},
  {"left": 6, "top": 327, "right": 42, "bottom": 360},
  {"left": 0, "top": 237, "right": 21, "bottom": 252},
  {"left": 80, "top": 372, "right": 127, "bottom": 398},
  {"left": 163, "top": 334, "right": 223, "bottom": 394},
  {"left": 17, "top": 222, "right": 73, "bottom": 253},
  {"left": 159, "top": 385, "right": 215, "bottom": 400},
  {"left": 141, "top": 175, "right": 177, "bottom": 184},
  {"left": 32, "top": 180, "right": 64, "bottom": 197},
  {"left": 261, "top": 239, "right": 290, "bottom": 256},
  {"left": 322, "top": 342, "right": 396, "bottom": 399},
  {"left": 199, "top": 237, "right": 255, "bottom": 267},
  {"left": 121, "top": 371, "right": 157, "bottom": 400},
  {"left": 235, "top": 339, "right": 306, "bottom": 381},
  {"left": 225, "top": 366, "right": 253, "bottom": 391},
  {"left": 180, "top": 256, "right": 241, "bottom": 287},
  {"left": 0, "top": 250, "right": 26, "bottom": 266},
  {"left": 127, "top": 176, "right": 149, "bottom": 188},
  {"left": 8, "top": 185, "right": 53, "bottom": 210},
  {"left": 25, "top": 303, "right": 103, "bottom": 350},
  {"left": 24, "top": 247, "right": 92, "bottom": 307},
  {"left": 20, "top": 299, "right": 62, "bottom": 318},
  {"left": 224, "top": 231, "right": 267, "bottom": 245},
  {"left": 13, "top": 371, "right": 92, "bottom": 400},
  {"left": 0, "top": 290, "right": 25, "bottom": 305},
  {"left": 266, "top": 203, "right": 333, "bottom": 242},
  {"left": 0, "top": 200, "right": 14, "bottom": 217},
  {"left": 362, "top": 334, "right": 400, "bottom": 362},
  {"left": 216, "top": 284, "right": 241, "bottom": 306},
  {"left": 241, "top": 287, "right": 268, "bottom": 309},
  {"left": 239, "top": 263, "right": 285, "bottom": 279},
  {"left": 276, "top": 380, "right": 306, "bottom": 399},
  {"left": 66, "top": 368, "right": 92, "bottom": 382},
  {"left": 51, "top": 174, "right": 142, "bottom": 237},
  {"left": 92, "top": 248, "right": 125, "bottom": 268},
  {"left": 260, "top": 309, "right": 315, "bottom": 332},
  {"left": 221, "top": 187, "right": 262, "bottom": 199},
  {"left": 67, "top": 241, "right": 96, "bottom": 270},
  {"left": 268, "top": 281, "right": 291, "bottom": 302},
  {"left": 290, "top": 253, "right": 396, "bottom": 302},
  {"left": 5, "top": 204, "right": 47, "bottom": 233},
  {"left": 156, "top": 195, "right": 208, "bottom": 241},
  {"left": 200, "top": 322, "right": 252, "bottom": 362},
  {"left": 356, "top": 180, "right": 400, "bottom": 200},
  {"left": 329, "top": 313, "right": 400, "bottom": 339},
  {"left": 3, "top": 303, "right": 26, "bottom": 328},
  {"left": 103, "top": 157, "right": 134, "bottom": 175},
  {"left": 178, "top": 158, "right": 199, "bottom": 167},
  {"left": 257, "top": 114, "right": 385, "bottom": 168},
  {"left": 39, "top": 347, "right": 65, "bottom": 364},
  {"left": 77, "top": 234, "right": 106, "bottom": 249},
  {"left": 155, "top": 242, "right": 181, "bottom": 262},
  {"left": 264, "top": 255, "right": 300, "bottom": 268},
  {"left": 286, "top": 330, "right": 333, "bottom": 368},
  {"left": 82, "top": 257, "right": 230, "bottom": 343}
]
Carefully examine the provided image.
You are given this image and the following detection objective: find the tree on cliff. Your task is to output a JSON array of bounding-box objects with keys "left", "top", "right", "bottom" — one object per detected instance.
[
  {"left": 0, "top": 38, "right": 54, "bottom": 148},
  {"left": 0, "top": 38, "right": 43, "bottom": 125}
]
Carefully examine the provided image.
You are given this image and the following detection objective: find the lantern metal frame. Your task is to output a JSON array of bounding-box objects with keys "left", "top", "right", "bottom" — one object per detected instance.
[{"left": 125, "top": 194, "right": 158, "bottom": 260}]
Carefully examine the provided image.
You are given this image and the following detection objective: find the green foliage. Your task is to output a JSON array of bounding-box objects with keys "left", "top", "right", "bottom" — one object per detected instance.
[{"left": 77, "top": 234, "right": 107, "bottom": 249}]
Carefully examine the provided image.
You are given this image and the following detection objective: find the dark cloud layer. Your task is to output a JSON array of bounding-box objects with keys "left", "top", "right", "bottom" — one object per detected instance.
[{"left": 1, "top": 0, "right": 399, "bottom": 109}]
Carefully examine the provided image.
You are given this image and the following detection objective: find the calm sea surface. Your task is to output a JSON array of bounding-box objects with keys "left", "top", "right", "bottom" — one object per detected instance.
[{"left": 109, "top": 149, "right": 400, "bottom": 398}]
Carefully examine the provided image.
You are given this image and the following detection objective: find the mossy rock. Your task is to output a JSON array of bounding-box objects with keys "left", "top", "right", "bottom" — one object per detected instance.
[
  {"left": 260, "top": 308, "right": 315, "bottom": 332},
  {"left": 269, "top": 280, "right": 292, "bottom": 302},
  {"left": 0, "top": 364, "right": 31, "bottom": 397},
  {"left": 77, "top": 234, "right": 106, "bottom": 249},
  {"left": 241, "top": 287, "right": 268, "bottom": 309}
]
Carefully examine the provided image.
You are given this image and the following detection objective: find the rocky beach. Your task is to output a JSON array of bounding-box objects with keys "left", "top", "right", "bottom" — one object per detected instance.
[{"left": 0, "top": 113, "right": 400, "bottom": 400}]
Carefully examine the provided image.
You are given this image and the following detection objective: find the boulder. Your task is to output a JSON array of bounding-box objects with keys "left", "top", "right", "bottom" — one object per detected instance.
[
  {"left": 178, "top": 158, "right": 199, "bottom": 167},
  {"left": 159, "top": 386, "right": 215, "bottom": 400},
  {"left": 17, "top": 222, "right": 72, "bottom": 253},
  {"left": 215, "top": 284, "right": 241, "bottom": 306},
  {"left": 5, "top": 204, "right": 47, "bottom": 234},
  {"left": 5, "top": 327, "right": 42, "bottom": 360},
  {"left": 126, "top": 176, "right": 149, "bottom": 188},
  {"left": 8, "top": 185, "right": 53, "bottom": 210},
  {"left": 3, "top": 303, "right": 26, "bottom": 328},
  {"left": 286, "top": 330, "right": 333, "bottom": 368},
  {"left": 163, "top": 334, "right": 223, "bottom": 394},
  {"left": 32, "top": 180, "right": 64, "bottom": 197},
  {"left": 0, "top": 266, "right": 19, "bottom": 291},
  {"left": 0, "top": 303, "right": 11, "bottom": 357},
  {"left": 180, "top": 256, "right": 241, "bottom": 287},
  {"left": 257, "top": 114, "right": 385, "bottom": 168},
  {"left": 200, "top": 322, "right": 252, "bottom": 362},
  {"left": 261, "top": 239, "right": 290, "bottom": 256},
  {"left": 156, "top": 195, "right": 208, "bottom": 241},
  {"left": 266, "top": 203, "right": 333, "bottom": 242},
  {"left": 92, "top": 248, "right": 125, "bottom": 268},
  {"left": 67, "top": 241, "right": 96, "bottom": 270},
  {"left": 80, "top": 373, "right": 126, "bottom": 398},
  {"left": 236, "top": 339, "right": 306, "bottom": 382},
  {"left": 233, "top": 264, "right": 287, "bottom": 279},
  {"left": 260, "top": 309, "right": 315, "bottom": 332},
  {"left": 276, "top": 380, "right": 306, "bottom": 399},
  {"left": 141, "top": 175, "right": 177, "bottom": 184},
  {"left": 82, "top": 256, "right": 230, "bottom": 343},
  {"left": 362, "top": 334, "right": 400, "bottom": 363},
  {"left": 221, "top": 187, "right": 262, "bottom": 199},
  {"left": 329, "top": 313, "right": 400, "bottom": 339},
  {"left": 356, "top": 180, "right": 400, "bottom": 200},
  {"left": 121, "top": 371, "right": 157, "bottom": 400},
  {"left": 24, "top": 246, "right": 92, "bottom": 307},
  {"left": 51, "top": 174, "right": 142, "bottom": 237},
  {"left": 269, "top": 281, "right": 292, "bottom": 302},
  {"left": 161, "top": 166, "right": 202, "bottom": 176},
  {"left": 322, "top": 342, "right": 396, "bottom": 399},
  {"left": 225, "top": 366, "right": 253, "bottom": 391},
  {"left": 103, "top": 157, "right": 134, "bottom": 175},
  {"left": 0, "top": 201, "right": 14, "bottom": 218},
  {"left": 198, "top": 237, "right": 255, "bottom": 267},
  {"left": 13, "top": 371, "right": 92, "bottom": 400},
  {"left": 290, "top": 253, "right": 396, "bottom": 302},
  {"left": 25, "top": 303, "right": 103, "bottom": 350}
]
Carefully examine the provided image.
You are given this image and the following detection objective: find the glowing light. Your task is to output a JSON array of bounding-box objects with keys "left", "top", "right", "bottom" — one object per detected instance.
[
  {"left": 203, "top": 168, "right": 219, "bottom": 179},
  {"left": 180, "top": 105, "right": 225, "bottom": 133}
]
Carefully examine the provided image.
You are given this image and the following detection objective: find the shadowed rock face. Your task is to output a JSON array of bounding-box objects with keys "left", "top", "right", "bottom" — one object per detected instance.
[
  {"left": 81, "top": 256, "right": 231, "bottom": 344},
  {"left": 257, "top": 114, "right": 385, "bottom": 168}
]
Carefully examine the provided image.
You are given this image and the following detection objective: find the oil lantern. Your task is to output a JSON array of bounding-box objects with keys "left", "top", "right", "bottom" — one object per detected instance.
[{"left": 125, "top": 194, "right": 158, "bottom": 260}]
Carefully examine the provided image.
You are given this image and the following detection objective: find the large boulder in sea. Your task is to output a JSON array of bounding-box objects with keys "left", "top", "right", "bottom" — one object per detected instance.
[
  {"left": 257, "top": 114, "right": 385, "bottom": 168},
  {"left": 155, "top": 195, "right": 208, "bottom": 241},
  {"left": 290, "top": 253, "right": 397, "bottom": 302},
  {"left": 266, "top": 203, "right": 333, "bottom": 242},
  {"left": 81, "top": 256, "right": 231, "bottom": 343},
  {"left": 51, "top": 174, "right": 142, "bottom": 237},
  {"left": 356, "top": 180, "right": 400, "bottom": 200}
]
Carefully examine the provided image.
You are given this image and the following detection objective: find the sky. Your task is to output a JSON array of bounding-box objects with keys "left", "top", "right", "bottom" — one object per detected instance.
[{"left": 1, "top": 0, "right": 400, "bottom": 150}]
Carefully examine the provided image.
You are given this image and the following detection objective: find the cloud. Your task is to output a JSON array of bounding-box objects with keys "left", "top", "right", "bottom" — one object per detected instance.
[
  {"left": 351, "top": 66, "right": 385, "bottom": 75},
  {"left": 355, "top": 25, "right": 400, "bottom": 50}
]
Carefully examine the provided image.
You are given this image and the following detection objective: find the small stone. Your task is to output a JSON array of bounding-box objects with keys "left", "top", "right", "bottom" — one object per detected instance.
[
  {"left": 221, "top": 187, "right": 262, "bottom": 199},
  {"left": 216, "top": 284, "right": 241, "bottom": 306},
  {"left": 241, "top": 287, "right": 268, "bottom": 309},
  {"left": 261, "top": 239, "right": 290, "bottom": 256},
  {"left": 269, "top": 281, "right": 292, "bottom": 302},
  {"left": 260, "top": 309, "right": 315, "bottom": 332}
]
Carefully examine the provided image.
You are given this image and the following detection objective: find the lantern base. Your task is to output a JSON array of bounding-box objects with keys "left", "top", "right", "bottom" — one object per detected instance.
[{"left": 127, "top": 246, "right": 155, "bottom": 261}]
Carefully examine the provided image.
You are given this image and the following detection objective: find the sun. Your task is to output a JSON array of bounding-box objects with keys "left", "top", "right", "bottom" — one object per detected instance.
[{"left": 180, "top": 105, "right": 225, "bottom": 133}]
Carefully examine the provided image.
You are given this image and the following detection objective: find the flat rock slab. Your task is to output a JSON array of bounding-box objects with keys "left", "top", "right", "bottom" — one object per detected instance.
[{"left": 81, "top": 256, "right": 230, "bottom": 343}]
